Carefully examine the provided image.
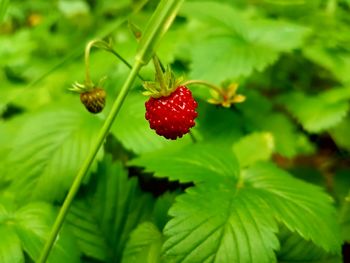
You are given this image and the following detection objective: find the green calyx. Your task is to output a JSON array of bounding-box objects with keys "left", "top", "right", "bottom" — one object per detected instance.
[
  {"left": 143, "top": 56, "right": 183, "bottom": 98},
  {"left": 70, "top": 76, "right": 106, "bottom": 94}
]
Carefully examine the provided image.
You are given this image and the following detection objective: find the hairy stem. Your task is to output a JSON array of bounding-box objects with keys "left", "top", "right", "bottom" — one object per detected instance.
[
  {"left": 108, "top": 48, "right": 145, "bottom": 81},
  {"left": 84, "top": 40, "right": 95, "bottom": 87},
  {"left": 182, "top": 79, "right": 224, "bottom": 96}
]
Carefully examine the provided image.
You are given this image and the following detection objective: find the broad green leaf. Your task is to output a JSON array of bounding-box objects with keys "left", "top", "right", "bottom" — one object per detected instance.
[
  {"left": 330, "top": 116, "right": 350, "bottom": 150},
  {"left": 0, "top": 226, "right": 23, "bottom": 263},
  {"left": 233, "top": 132, "right": 275, "bottom": 167},
  {"left": 122, "top": 222, "right": 163, "bottom": 263},
  {"left": 277, "top": 226, "right": 342, "bottom": 263},
  {"left": 280, "top": 87, "right": 350, "bottom": 133},
  {"left": 257, "top": 114, "right": 315, "bottom": 158},
  {"left": 152, "top": 191, "right": 178, "bottom": 230},
  {"left": 193, "top": 102, "right": 244, "bottom": 144},
  {"left": 163, "top": 178, "right": 279, "bottom": 263},
  {"left": 111, "top": 92, "right": 191, "bottom": 154},
  {"left": 130, "top": 143, "right": 240, "bottom": 183},
  {"left": 163, "top": 162, "right": 341, "bottom": 262},
  {"left": 239, "top": 91, "right": 314, "bottom": 158},
  {"left": 181, "top": 1, "right": 310, "bottom": 82},
  {"left": 3, "top": 104, "right": 104, "bottom": 202},
  {"left": 67, "top": 156, "right": 155, "bottom": 262},
  {"left": 243, "top": 162, "right": 341, "bottom": 253},
  {"left": 0, "top": 0, "right": 9, "bottom": 22},
  {"left": 303, "top": 46, "right": 350, "bottom": 84},
  {"left": 0, "top": 198, "right": 80, "bottom": 263},
  {"left": 66, "top": 201, "right": 108, "bottom": 261}
]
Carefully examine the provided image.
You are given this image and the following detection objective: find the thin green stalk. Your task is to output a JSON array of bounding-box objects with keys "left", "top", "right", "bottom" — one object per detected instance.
[
  {"left": 108, "top": 49, "right": 145, "bottom": 81},
  {"left": 182, "top": 79, "right": 224, "bottom": 96},
  {"left": 38, "top": 61, "right": 142, "bottom": 263},
  {"left": 86, "top": 39, "right": 146, "bottom": 81},
  {"left": 84, "top": 41, "right": 95, "bottom": 87}
]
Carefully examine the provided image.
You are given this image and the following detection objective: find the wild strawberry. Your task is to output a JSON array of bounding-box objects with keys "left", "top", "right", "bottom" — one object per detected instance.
[
  {"left": 145, "top": 86, "right": 198, "bottom": 140},
  {"left": 80, "top": 87, "right": 106, "bottom": 114}
]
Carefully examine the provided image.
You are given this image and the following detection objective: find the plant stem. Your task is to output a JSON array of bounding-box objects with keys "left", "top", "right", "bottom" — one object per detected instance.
[
  {"left": 85, "top": 39, "right": 146, "bottom": 84},
  {"left": 38, "top": 61, "right": 143, "bottom": 263},
  {"left": 182, "top": 80, "right": 224, "bottom": 96},
  {"left": 189, "top": 131, "right": 197, "bottom": 143},
  {"left": 84, "top": 40, "right": 96, "bottom": 87},
  {"left": 108, "top": 48, "right": 145, "bottom": 81}
]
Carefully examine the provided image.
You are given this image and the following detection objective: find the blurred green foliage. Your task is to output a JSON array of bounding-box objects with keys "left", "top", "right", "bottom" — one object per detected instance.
[{"left": 0, "top": 0, "right": 349, "bottom": 262}]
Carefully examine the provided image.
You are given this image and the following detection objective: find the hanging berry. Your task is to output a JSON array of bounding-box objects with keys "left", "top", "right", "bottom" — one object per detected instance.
[
  {"left": 143, "top": 57, "right": 198, "bottom": 140},
  {"left": 70, "top": 40, "right": 108, "bottom": 114}
]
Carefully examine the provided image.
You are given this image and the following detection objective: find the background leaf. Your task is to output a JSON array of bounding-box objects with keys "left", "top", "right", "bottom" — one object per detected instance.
[
  {"left": 181, "top": 1, "right": 310, "bottom": 83},
  {"left": 67, "top": 156, "right": 155, "bottom": 262},
  {"left": 130, "top": 143, "right": 240, "bottom": 183},
  {"left": 0, "top": 198, "right": 80, "bottom": 263},
  {"left": 277, "top": 226, "right": 342, "bottom": 263},
  {"left": 2, "top": 104, "right": 104, "bottom": 202},
  {"left": 233, "top": 132, "right": 275, "bottom": 167},
  {"left": 280, "top": 87, "right": 350, "bottom": 133},
  {"left": 163, "top": 179, "right": 279, "bottom": 263},
  {"left": 122, "top": 222, "right": 163, "bottom": 263},
  {"left": 242, "top": 162, "right": 341, "bottom": 253}
]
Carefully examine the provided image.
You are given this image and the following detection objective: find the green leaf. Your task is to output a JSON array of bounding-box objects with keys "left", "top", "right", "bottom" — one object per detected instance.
[
  {"left": 303, "top": 46, "right": 350, "bottom": 84},
  {"left": 3, "top": 105, "right": 104, "bottom": 202},
  {"left": 152, "top": 192, "right": 178, "bottom": 231},
  {"left": 277, "top": 226, "right": 342, "bottom": 263},
  {"left": 0, "top": 198, "right": 80, "bottom": 263},
  {"left": 111, "top": 92, "right": 191, "bottom": 154},
  {"left": 233, "top": 132, "right": 275, "bottom": 167},
  {"left": 163, "top": 178, "right": 279, "bottom": 263},
  {"left": 246, "top": 112, "right": 315, "bottom": 158},
  {"left": 67, "top": 156, "right": 155, "bottom": 262},
  {"left": 0, "top": 0, "right": 9, "bottom": 22},
  {"left": 181, "top": 1, "right": 310, "bottom": 82},
  {"left": 0, "top": 226, "right": 23, "bottom": 263},
  {"left": 280, "top": 87, "right": 350, "bottom": 133},
  {"left": 66, "top": 201, "right": 108, "bottom": 261},
  {"left": 330, "top": 115, "right": 350, "bottom": 150},
  {"left": 193, "top": 102, "right": 244, "bottom": 144},
  {"left": 239, "top": 91, "right": 315, "bottom": 157},
  {"left": 122, "top": 222, "right": 163, "bottom": 263},
  {"left": 129, "top": 143, "right": 240, "bottom": 183},
  {"left": 243, "top": 162, "right": 341, "bottom": 253},
  {"left": 160, "top": 160, "right": 340, "bottom": 262}
]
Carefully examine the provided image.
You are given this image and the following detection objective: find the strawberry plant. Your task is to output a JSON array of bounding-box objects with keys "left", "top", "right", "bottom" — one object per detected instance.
[{"left": 0, "top": 0, "right": 349, "bottom": 263}]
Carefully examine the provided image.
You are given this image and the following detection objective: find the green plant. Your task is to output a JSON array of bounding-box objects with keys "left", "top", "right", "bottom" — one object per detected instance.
[{"left": 0, "top": 0, "right": 349, "bottom": 263}]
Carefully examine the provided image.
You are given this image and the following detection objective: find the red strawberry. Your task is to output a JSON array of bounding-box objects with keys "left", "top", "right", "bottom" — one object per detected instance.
[
  {"left": 145, "top": 86, "right": 198, "bottom": 140},
  {"left": 80, "top": 87, "right": 106, "bottom": 114}
]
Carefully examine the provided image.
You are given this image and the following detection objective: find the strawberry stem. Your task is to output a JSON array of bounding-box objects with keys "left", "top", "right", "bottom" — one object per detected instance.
[
  {"left": 84, "top": 40, "right": 96, "bottom": 88},
  {"left": 182, "top": 80, "right": 225, "bottom": 97},
  {"left": 84, "top": 39, "right": 145, "bottom": 87}
]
